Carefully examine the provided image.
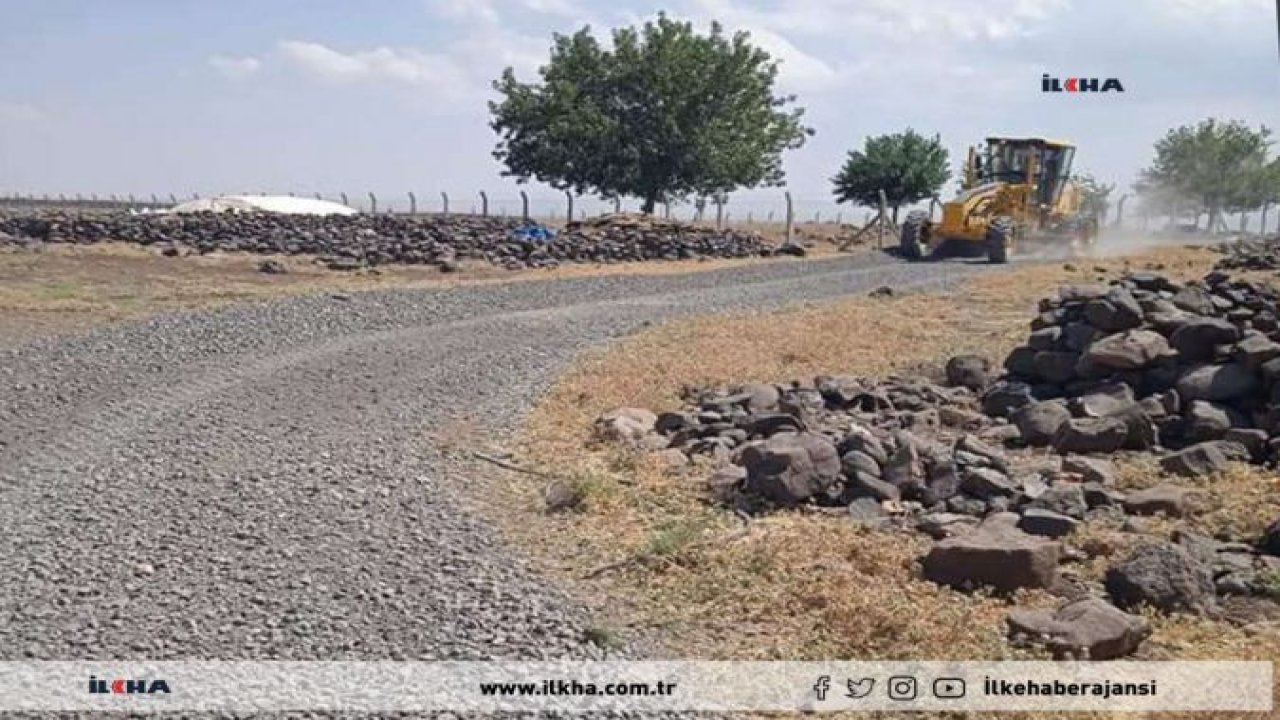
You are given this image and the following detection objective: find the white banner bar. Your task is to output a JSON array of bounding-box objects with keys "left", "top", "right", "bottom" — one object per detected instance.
[{"left": 0, "top": 661, "right": 1270, "bottom": 713}]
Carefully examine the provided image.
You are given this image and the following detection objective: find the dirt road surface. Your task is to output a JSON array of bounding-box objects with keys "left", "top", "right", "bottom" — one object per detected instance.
[{"left": 0, "top": 252, "right": 990, "bottom": 660}]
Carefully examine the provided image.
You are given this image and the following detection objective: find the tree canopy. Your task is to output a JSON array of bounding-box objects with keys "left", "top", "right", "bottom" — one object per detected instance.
[
  {"left": 1074, "top": 172, "right": 1115, "bottom": 221},
  {"left": 831, "top": 130, "right": 950, "bottom": 221},
  {"left": 1137, "top": 118, "right": 1273, "bottom": 229},
  {"left": 489, "top": 16, "right": 813, "bottom": 213}
]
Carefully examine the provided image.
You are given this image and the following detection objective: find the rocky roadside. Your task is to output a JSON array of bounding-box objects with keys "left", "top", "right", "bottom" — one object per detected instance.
[
  {"left": 589, "top": 264, "right": 1280, "bottom": 662},
  {"left": 0, "top": 210, "right": 794, "bottom": 272}
]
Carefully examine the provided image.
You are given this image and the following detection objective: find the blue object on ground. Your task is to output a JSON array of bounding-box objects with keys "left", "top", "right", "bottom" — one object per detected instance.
[{"left": 511, "top": 223, "right": 557, "bottom": 242}]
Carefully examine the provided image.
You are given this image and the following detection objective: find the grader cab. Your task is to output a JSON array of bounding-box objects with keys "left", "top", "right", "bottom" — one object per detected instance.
[{"left": 900, "top": 137, "right": 1098, "bottom": 263}]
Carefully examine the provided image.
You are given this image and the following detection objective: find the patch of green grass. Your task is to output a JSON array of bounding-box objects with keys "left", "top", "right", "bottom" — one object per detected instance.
[
  {"left": 39, "top": 281, "right": 83, "bottom": 301},
  {"left": 1253, "top": 570, "right": 1280, "bottom": 600},
  {"left": 647, "top": 518, "right": 708, "bottom": 559},
  {"left": 582, "top": 623, "right": 626, "bottom": 652}
]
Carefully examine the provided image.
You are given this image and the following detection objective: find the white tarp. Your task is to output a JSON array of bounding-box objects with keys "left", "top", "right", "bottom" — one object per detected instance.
[{"left": 168, "top": 195, "right": 357, "bottom": 216}]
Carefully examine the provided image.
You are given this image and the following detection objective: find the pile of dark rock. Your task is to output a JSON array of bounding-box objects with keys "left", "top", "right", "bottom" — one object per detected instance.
[
  {"left": 1213, "top": 234, "right": 1280, "bottom": 272},
  {"left": 591, "top": 266, "right": 1280, "bottom": 658},
  {"left": 993, "top": 270, "right": 1280, "bottom": 472},
  {"left": 0, "top": 210, "right": 774, "bottom": 270}
]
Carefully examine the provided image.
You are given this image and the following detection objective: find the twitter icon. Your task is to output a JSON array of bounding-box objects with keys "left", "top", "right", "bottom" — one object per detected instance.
[{"left": 846, "top": 677, "right": 876, "bottom": 699}]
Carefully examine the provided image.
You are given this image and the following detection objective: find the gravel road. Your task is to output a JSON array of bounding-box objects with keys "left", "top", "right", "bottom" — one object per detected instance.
[{"left": 0, "top": 252, "right": 990, "bottom": 661}]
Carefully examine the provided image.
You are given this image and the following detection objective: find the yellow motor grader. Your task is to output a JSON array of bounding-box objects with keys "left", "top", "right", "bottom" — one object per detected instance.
[{"left": 900, "top": 137, "right": 1098, "bottom": 263}]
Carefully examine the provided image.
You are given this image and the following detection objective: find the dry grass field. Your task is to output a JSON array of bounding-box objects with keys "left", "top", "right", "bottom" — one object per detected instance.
[{"left": 469, "top": 244, "right": 1280, "bottom": 719}]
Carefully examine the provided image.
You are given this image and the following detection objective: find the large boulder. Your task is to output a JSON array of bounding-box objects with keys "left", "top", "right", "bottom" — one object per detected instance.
[
  {"left": 922, "top": 514, "right": 1061, "bottom": 592},
  {"left": 1233, "top": 333, "right": 1280, "bottom": 369},
  {"left": 1007, "top": 597, "right": 1151, "bottom": 659},
  {"left": 739, "top": 432, "right": 842, "bottom": 506},
  {"left": 1184, "top": 400, "right": 1248, "bottom": 442},
  {"left": 1159, "top": 440, "right": 1248, "bottom": 477},
  {"left": 982, "top": 380, "right": 1036, "bottom": 417},
  {"left": 1105, "top": 542, "right": 1216, "bottom": 615},
  {"left": 1032, "top": 351, "right": 1080, "bottom": 384},
  {"left": 1084, "top": 287, "right": 1144, "bottom": 331},
  {"left": 1079, "top": 330, "right": 1172, "bottom": 371},
  {"left": 1176, "top": 363, "right": 1260, "bottom": 402},
  {"left": 945, "top": 355, "right": 991, "bottom": 390},
  {"left": 1012, "top": 401, "right": 1071, "bottom": 446},
  {"left": 1170, "top": 317, "right": 1240, "bottom": 363},
  {"left": 1052, "top": 416, "right": 1130, "bottom": 454},
  {"left": 1171, "top": 285, "right": 1216, "bottom": 315}
]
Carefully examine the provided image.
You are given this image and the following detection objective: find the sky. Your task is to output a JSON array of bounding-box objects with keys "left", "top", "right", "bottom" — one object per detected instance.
[{"left": 1, "top": 0, "right": 1278, "bottom": 218}]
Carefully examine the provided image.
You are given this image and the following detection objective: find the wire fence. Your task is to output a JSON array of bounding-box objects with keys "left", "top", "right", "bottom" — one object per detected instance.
[{"left": 0, "top": 189, "right": 873, "bottom": 229}]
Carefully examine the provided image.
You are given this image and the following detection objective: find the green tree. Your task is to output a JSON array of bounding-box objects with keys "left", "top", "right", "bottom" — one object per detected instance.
[
  {"left": 1138, "top": 118, "right": 1272, "bottom": 231},
  {"left": 1074, "top": 172, "right": 1115, "bottom": 221},
  {"left": 831, "top": 130, "right": 950, "bottom": 223},
  {"left": 489, "top": 16, "right": 813, "bottom": 214}
]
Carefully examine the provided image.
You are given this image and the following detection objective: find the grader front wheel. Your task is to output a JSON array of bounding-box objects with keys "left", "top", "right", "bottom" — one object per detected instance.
[
  {"left": 986, "top": 216, "right": 1015, "bottom": 264},
  {"left": 900, "top": 210, "right": 930, "bottom": 260}
]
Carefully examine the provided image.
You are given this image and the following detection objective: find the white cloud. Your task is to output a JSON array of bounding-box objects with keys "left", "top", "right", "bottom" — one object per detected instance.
[
  {"left": 428, "top": 0, "right": 500, "bottom": 24},
  {"left": 689, "top": 0, "right": 1068, "bottom": 43},
  {"left": 277, "top": 41, "right": 471, "bottom": 95},
  {"left": 209, "top": 55, "right": 262, "bottom": 79}
]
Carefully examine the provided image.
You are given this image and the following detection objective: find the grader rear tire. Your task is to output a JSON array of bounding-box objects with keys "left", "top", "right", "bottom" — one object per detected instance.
[
  {"left": 986, "top": 216, "right": 1014, "bottom": 264},
  {"left": 900, "top": 210, "right": 930, "bottom": 260}
]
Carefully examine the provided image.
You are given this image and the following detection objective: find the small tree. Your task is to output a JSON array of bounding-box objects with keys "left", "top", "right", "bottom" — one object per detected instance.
[
  {"left": 831, "top": 130, "right": 950, "bottom": 223},
  {"left": 1074, "top": 172, "right": 1115, "bottom": 221},
  {"left": 490, "top": 16, "right": 813, "bottom": 214},
  {"left": 1138, "top": 118, "right": 1272, "bottom": 231}
]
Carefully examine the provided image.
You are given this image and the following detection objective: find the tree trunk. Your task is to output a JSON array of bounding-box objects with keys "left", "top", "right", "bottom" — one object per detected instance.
[
  {"left": 641, "top": 195, "right": 657, "bottom": 215},
  {"left": 892, "top": 204, "right": 900, "bottom": 224}
]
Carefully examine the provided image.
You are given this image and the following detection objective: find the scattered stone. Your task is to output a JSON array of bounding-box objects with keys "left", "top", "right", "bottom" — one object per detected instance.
[
  {"left": 1052, "top": 417, "right": 1130, "bottom": 454},
  {"left": 1176, "top": 363, "right": 1260, "bottom": 402},
  {"left": 1123, "top": 484, "right": 1192, "bottom": 517},
  {"left": 257, "top": 259, "right": 287, "bottom": 274},
  {"left": 1159, "top": 441, "right": 1247, "bottom": 477},
  {"left": 739, "top": 433, "right": 841, "bottom": 506},
  {"left": 922, "top": 514, "right": 1061, "bottom": 592},
  {"left": 595, "top": 407, "right": 658, "bottom": 444},
  {"left": 1018, "top": 509, "right": 1081, "bottom": 538},
  {"left": 1026, "top": 483, "right": 1088, "bottom": 519},
  {"left": 1013, "top": 401, "right": 1071, "bottom": 446},
  {"left": 916, "top": 512, "right": 979, "bottom": 539},
  {"left": 1079, "top": 330, "right": 1172, "bottom": 370},
  {"left": 945, "top": 355, "right": 990, "bottom": 390},
  {"left": 1105, "top": 542, "right": 1216, "bottom": 615},
  {"left": 1007, "top": 597, "right": 1150, "bottom": 659},
  {"left": 1061, "top": 456, "right": 1116, "bottom": 485},
  {"left": 848, "top": 497, "right": 890, "bottom": 526}
]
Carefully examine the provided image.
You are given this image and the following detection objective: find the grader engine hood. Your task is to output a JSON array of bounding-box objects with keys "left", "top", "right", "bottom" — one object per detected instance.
[{"left": 941, "top": 182, "right": 1002, "bottom": 236}]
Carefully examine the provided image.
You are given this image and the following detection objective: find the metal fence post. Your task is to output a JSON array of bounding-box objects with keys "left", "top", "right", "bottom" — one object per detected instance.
[
  {"left": 520, "top": 190, "right": 529, "bottom": 221},
  {"left": 340, "top": 192, "right": 349, "bottom": 207},
  {"left": 408, "top": 191, "right": 417, "bottom": 215},
  {"left": 784, "top": 191, "right": 794, "bottom": 244},
  {"left": 368, "top": 192, "right": 377, "bottom": 214},
  {"left": 613, "top": 196, "right": 621, "bottom": 214},
  {"left": 663, "top": 202, "right": 671, "bottom": 219},
  {"left": 479, "top": 191, "right": 489, "bottom": 217},
  {"left": 441, "top": 191, "right": 449, "bottom": 215},
  {"left": 565, "top": 191, "right": 574, "bottom": 222}
]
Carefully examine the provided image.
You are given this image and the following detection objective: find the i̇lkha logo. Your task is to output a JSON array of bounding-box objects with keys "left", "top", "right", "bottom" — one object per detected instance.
[
  {"left": 89, "top": 676, "right": 171, "bottom": 695},
  {"left": 1042, "top": 74, "right": 1125, "bottom": 93}
]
